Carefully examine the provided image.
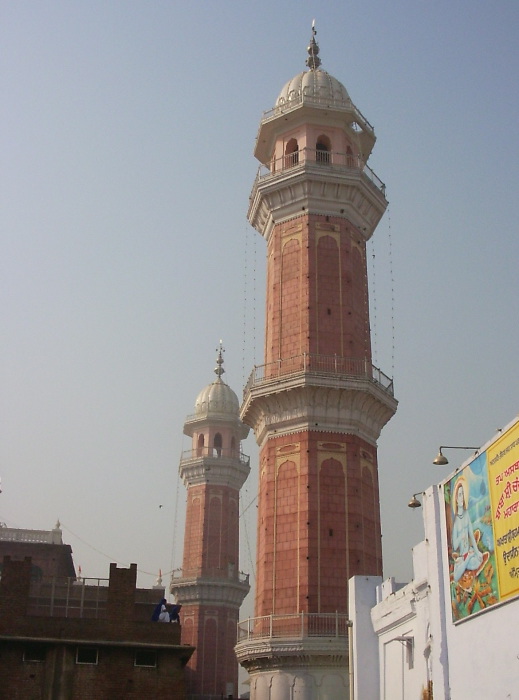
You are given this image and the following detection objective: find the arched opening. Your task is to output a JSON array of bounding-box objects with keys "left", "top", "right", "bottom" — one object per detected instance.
[
  {"left": 214, "top": 433, "right": 222, "bottom": 457},
  {"left": 231, "top": 436, "right": 236, "bottom": 457},
  {"left": 346, "top": 145, "right": 355, "bottom": 168},
  {"left": 284, "top": 138, "right": 299, "bottom": 169},
  {"left": 316, "top": 135, "right": 331, "bottom": 163},
  {"left": 197, "top": 433, "right": 204, "bottom": 457}
]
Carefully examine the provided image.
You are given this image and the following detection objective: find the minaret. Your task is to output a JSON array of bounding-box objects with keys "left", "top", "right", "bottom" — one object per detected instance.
[
  {"left": 235, "top": 28, "right": 397, "bottom": 698},
  {"left": 171, "top": 346, "right": 250, "bottom": 699}
]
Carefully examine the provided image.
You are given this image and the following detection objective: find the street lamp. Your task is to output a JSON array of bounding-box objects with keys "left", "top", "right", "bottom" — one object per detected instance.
[
  {"left": 432, "top": 445, "right": 479, "bottom": 466},
  {"left": 409, "top": 444, "right": 481, "bottom": 508},
  {"left": 408, "top": 493, "right": 422, "bottom": 509}
]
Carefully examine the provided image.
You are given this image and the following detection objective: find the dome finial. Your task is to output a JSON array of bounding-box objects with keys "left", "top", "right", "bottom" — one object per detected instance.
[
  {"left": 306, "top": 20, "right": 321, "bottom": 71},
  {"left": 214, "top": 340, "right": 225, "bottom": 379}
]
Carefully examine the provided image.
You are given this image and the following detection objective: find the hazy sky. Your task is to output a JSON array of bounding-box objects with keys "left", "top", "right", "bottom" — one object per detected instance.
[{"left": 2, "top": 0, "right": 518, "bottom": 614}]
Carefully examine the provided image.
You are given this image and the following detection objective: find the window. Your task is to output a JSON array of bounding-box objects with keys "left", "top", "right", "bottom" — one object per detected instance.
[
  {"left": 316, "top": 135, "right": 331, "bottom": 163},
  {"left": 284, "top": 138, "right": 299, "bottom": 168},
  {"left": 214, "top": 433, "right": 222, "bottom": 457},
  {"left": 30, "top": 565, "right": 43, "bottom": 582},
  {"left": 135, "top": 650, "right": 157, "bottom": 667},
  {"left": 316, "top": 143, "right": 330, "bottom": 163},
  {"left": 23, "top": 644, "right": 46, "bottom": 662},
  {"left": 76, "top": 647, "right": 98, "bottom": 665}
]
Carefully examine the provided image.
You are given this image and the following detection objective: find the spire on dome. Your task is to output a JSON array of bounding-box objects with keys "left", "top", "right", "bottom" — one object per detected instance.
[
  {"left": 306, "top": 20, "right": 321, "bottom": 70},
  {"left": 214, "top": 340, "right": 225, "bottom": 379}
]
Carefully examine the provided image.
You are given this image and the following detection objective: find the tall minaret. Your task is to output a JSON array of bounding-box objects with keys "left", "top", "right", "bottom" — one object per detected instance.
[
  {"left": 171, "top": 346, "right": 250, "bottom": 699},
  {"left": 235, "top": 28, "right": 397, "bottom": 698}
]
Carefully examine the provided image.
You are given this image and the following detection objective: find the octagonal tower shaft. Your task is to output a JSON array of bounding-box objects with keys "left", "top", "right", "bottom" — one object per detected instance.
[{"left": 242, "top": 73, "right": 397, "bottom": 621}]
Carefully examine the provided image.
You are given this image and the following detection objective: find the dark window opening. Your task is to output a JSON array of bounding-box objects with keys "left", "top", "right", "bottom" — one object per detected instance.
[
  {"left": 285, "top": 138, "right": 299, "bottom": 168},
  {"left": 31, "top": 565, "right": 43, "bottom": 582},
  {"left": 197, "top": 433, "right": 204, "bottom": 456},
  {"left": 135, "top": 650, "right": 157, "bottom": 668},
  {"left": 214, "top": 432, "right": 222, "bottom": 457},
  {"left": 329, "top": 528, "right": 334, "bottom": 537},
  {"left": 24, "top": 644, "right": 46, "bottom": 663},
  {"left": 76, "top": 647, "right": 98, "bottom": 665},
  {"left": 316, "top": 136, "right": 331, "bottom": 163}
]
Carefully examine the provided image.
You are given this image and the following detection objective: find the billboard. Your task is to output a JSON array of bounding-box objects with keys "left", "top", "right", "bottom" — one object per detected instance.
[{"left": 444, "top": 418, "right": 519, "bottom": 621}]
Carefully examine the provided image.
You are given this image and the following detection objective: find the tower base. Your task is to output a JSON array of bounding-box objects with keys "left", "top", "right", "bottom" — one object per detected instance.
[{"left": 236, "top": 616, "right": 350, "bottom": 700}]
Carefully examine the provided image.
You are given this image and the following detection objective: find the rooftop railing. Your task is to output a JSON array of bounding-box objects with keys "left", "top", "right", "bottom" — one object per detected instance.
[
  {"left": 237, "top": 612, "right": 351, "bottom": 642},
  {"left": 27, "top": 577, "right": 109, "bottom": 619},
  {"left": 179, "top": 447, "right": 250, "bottom": 467},
  {"left": 0, "top": 527, "right": 61, "bottom": 544},
  {"left": 243, "top": 353, "right": 394, "bottom": 399},
  {"left": 253, "top": 147, "right": 385, "bottom": 196}
]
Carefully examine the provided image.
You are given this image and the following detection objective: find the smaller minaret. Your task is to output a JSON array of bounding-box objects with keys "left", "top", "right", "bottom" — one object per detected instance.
[{"left": 171, "top": 346, "right": 250, "bottom": 700}]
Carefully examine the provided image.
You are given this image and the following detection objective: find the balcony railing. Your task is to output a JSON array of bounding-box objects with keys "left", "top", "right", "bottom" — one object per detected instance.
[
  {"left": 179, "top": 447, "right": 250, "bottom": 467},
  {"left": 243, "top": 353, "right": 394, "bottom": 399},
  {"left": 237, "top": 612, "right": 350, "bottom": 642},
  {"left": 171, "top": 566, "right": 249, "bottom": 586},
  {"left": 260, "top": 93, "right": 374, "bottom": 135},
  {"left": 254, "top": 147, "right": 386, "bottom": 196}
]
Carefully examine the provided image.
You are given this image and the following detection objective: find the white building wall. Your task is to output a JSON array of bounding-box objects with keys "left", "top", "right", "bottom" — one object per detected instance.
[
  {"left": 437, "top": 480, "right": 519, "bottom": 700},
  {"left": 370, "top": 565, "right": 432, "bottom": 700},
  {"left": 446, "top": 598, "right": 518, "bottom": 699},
  {"left": 349, "top": 576, "right": 381, "bottom": 700},
  {"left": 351, "top": 481, "right": 519, "bottom": 699}
]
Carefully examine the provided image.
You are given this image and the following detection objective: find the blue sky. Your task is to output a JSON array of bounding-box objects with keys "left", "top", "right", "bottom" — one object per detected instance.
[{"left": 1, "top": 0, "right": 518, "bottom": 611}]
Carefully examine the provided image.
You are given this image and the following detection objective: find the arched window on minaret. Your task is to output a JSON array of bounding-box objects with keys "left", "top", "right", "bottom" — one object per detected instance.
[
  {"left": 231, "top": 436, "right": 236, "bottom": 457},
  {"left": 316, "top": 135, "right": 331, "bottom": 163},
  {"left": 214, "top": 432, "right": 222, "bottom": 458},
  {"left": 197, "top": 433, "right": 204, "bottom": 457},
  {"left": 346, "top": 145, "right": 355, "bottom": 168},
  {"left": 284, "top": 138, "right": 299, "bottom": 169}
]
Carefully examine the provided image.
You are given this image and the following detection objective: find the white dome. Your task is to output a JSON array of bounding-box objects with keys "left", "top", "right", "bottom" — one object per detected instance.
[
  {"left": 276, "top": 70, "right": 350, "bottom": 110},
  {"left": 194, "top": 378, "right": 239, "bottom": 417}
]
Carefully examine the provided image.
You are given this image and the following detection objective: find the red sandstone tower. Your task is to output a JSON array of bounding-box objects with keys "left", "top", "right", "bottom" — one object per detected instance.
[
  {"left": 171, "top": 348, "right": 250, "bottom": 700},
  {"left": 235, "top": 28, "right": 397, "bottom": 697}
]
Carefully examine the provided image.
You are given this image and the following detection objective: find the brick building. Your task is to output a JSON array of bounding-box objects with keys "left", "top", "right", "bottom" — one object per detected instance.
[
  {"left": 0, "top": 521, "right": 76, "bottom": 580},
  {"left": 0, "top": 556, "right": 193, "bottom": 699}
]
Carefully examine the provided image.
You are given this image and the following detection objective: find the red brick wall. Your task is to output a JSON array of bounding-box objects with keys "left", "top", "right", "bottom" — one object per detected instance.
[
  {"left": 182, "top": 484, "right": 239, "bottom": 576},
  {"left": 0, "top": 559, "right": 191, "bottom": 699},
  {"left": 0, "top": 556, "right": 32, "bottom": 620},
  {"left": 255, "top": 431, "right": 381, "bottom": 617},
  {"left": 0, "top": 641, "right": 187, "bottom": 700},
  {"left": 264, "top": 213, "right": 371, "bottom": 367},
  {"left": 181, "top": 481, "right": 242, "bottom": 696},
  {"left": 0, "top": 542, "right": 75, "bottom": 579},
  {"left": 181, "top": 604, "right": 239, "bottom": 698}
]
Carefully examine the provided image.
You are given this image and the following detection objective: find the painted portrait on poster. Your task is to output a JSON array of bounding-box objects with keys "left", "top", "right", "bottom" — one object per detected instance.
[{"left": 444, "top": 453, "right": 498, "bottom": 621}]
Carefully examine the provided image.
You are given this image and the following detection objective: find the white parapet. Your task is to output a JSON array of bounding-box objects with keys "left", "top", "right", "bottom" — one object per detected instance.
[{"left": 235, "top": 612, "right": 350, "bottom": 700}]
